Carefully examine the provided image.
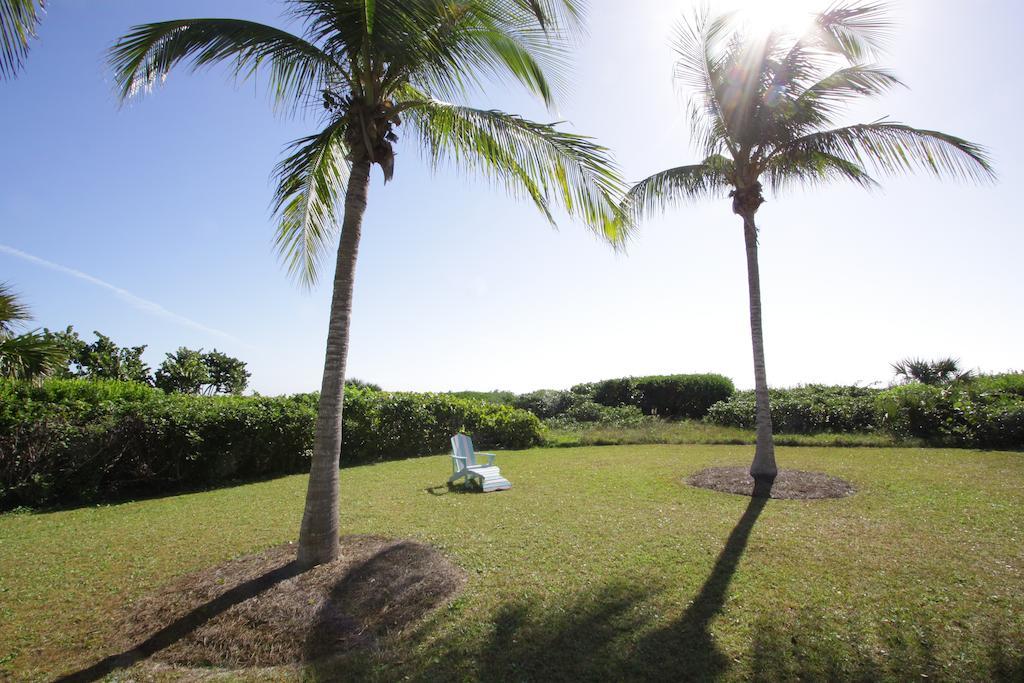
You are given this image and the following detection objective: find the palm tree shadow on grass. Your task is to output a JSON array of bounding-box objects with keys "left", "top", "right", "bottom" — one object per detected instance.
[
  {"left": 342, "top": 492, "right": 772, "bottom": 682},
  {"left": 630, "top": 492, "right": 770, "bottom": 680},
  {"left": 55, "top": 561, "right": 304, "bottom": 683}
]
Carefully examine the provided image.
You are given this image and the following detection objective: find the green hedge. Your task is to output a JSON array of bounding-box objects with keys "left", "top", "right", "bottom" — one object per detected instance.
[
  {"left": 875, "top": 375, "right": 1024, "bottom": 449},
  {"left": 705, "top": 385, "right": 880, "bottom": 434},
  {"left": 631, "top": 374, "right": 736, "bottom": 419},
  {"left": 577, "top": 374, "right": 735, "bottom": 419},
  {"left": 0, "top": 380, "right": 542, "bottom": 509},
  {"left": 704, "top": 376, "right": 1024, "bottom": 450}
]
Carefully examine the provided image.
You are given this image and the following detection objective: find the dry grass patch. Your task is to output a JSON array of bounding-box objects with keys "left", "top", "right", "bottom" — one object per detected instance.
[
  {"left": 118, "top": 535, "right": 465, "bottom": 669},
  {"left": 687, "top": 466, "right": 855, "bottom": 499}
]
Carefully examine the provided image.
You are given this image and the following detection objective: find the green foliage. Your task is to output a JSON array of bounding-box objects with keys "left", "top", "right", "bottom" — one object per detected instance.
[
  {"left": 203, "top": 349, "right": 250, "bottom": 395},
  {"left": 154, "top": 347, "right": 250, "bottom": 395},
  {"left": 512, "top": 389, "right": 580, "bottom": 418},
  {"left": 631, "top": 374, "right": 735, "bottom": 418},
  {"left": 705, "top": 377, "right": 1024, "bottom": 449},
  {"left": 590, "top": 377, "right": 636, "bottom": 407},
  {"left": 582, "top": 373, "right": 735, "bottom": 419},
  {"left": 875, "top": 375, "right": 1024, "bottom": 449},
  {"left": 706, "top": 385, "right": 881, "bottom": 434},
  {"left": 43, "top": 326, "right": 151, "bottom": 384},
  {"left": 0, "top": 284, "right": 64, "bottom": 381},
  {"left": 448, "top": 390, "right": 516, "bottom": 405},
  {"left": 0, "top": 379, "right": 542, "bottom": 508},
  {"left": 338, "top": 387, "right": 541, "bottom": 465},
  {"left": 345, "top": 378, "right": 382, "bottom": 391},
  {"left": 154, "top": 346, "right": 209, "bottom": 394}
]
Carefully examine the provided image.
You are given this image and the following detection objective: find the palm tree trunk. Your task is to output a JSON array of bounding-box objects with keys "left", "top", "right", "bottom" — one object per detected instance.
[
  {"left": 741, "top": 212, "right": 778, "bottom": 482},
  {"left": 296, "top": 159, "right": 371, "bottom": 569}
]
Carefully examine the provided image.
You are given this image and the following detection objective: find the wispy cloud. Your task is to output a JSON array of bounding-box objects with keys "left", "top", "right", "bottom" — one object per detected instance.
[{"left": 0, "top": 243, "right": 242, "bottom": 344}]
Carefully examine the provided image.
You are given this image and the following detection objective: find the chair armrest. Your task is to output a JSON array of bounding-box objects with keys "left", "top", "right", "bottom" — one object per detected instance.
[{"left": 480, "top": 453, "right": 496, "bottom": 466}]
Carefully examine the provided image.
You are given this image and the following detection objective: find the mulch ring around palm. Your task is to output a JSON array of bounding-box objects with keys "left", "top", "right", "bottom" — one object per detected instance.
[
  {"left": 118, "top": 535, "right": 466, "bottom": 669},
  {"left": 687, "top": 466, "right": 855, "bottom": 499}
]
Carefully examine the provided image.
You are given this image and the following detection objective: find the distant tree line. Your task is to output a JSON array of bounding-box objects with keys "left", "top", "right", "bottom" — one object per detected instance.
[{"left": 42, "top": 326, "right": 250, "bottom": 395}]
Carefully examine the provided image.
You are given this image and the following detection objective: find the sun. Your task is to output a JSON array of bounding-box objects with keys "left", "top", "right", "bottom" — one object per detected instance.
[{"left": 732, "top": 0, "right": 823, "bottom": 37}]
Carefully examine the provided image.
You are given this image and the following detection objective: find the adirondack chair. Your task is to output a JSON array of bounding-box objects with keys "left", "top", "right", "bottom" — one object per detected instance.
[{"left": 448, "top": 433, "right": 511, "bottom": 492}]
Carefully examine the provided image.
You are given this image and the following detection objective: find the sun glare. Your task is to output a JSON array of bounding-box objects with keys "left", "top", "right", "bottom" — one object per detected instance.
[{"left": 733, "top": 0, "right": 822, "bottom": 38}]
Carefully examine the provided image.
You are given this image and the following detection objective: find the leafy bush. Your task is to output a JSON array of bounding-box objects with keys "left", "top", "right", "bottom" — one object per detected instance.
[
  {"left": 569, "top": 373, "right": 735, "bottom": 419},
  {"left": 512, "top": 389, "right": 581, "bottom": 418},
  {"left": 874, "top": 384, "right": 951, "bottom": 440},
  {"left": 447, "top": 390, "right": 516, "bottom": 405},
  {"left": 875, "top": 375, "right": 1024, "bottom": 449},
  {"left": 706, "top": 385, "right": 880, "bottom": 434},
  {"left": 590, "top": 378, "right": 637, "bottom": 407},
  {"left": 0, "top": 379, "right": 542, "bottom": 509},
  {"left": 631, "top": 374, "right": 735, "bottom": 418}
]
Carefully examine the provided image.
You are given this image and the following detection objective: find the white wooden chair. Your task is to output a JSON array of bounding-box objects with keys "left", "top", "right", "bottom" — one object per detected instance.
[{"left": 448, "top": 433, "right": 511, "bottom": 492}]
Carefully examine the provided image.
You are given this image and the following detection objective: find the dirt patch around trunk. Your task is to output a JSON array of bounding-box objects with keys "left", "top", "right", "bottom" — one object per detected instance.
[
  {"left": 687, "top": 466, "right": 855, "bottom": 500},
  {"left": 117, "top": 535, "right": 466, "bottom": 669}
]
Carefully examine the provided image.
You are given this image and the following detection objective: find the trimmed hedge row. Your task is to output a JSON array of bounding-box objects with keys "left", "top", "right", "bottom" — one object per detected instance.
[
  {"left": 572, "top": 373, "right": 736, "bottom": 419},
  {"left": 705, "top": 376, "right": 1024, "bottom": 449},
  {"left": 0, "top": 380, "right": 541, "bottom": 509}
]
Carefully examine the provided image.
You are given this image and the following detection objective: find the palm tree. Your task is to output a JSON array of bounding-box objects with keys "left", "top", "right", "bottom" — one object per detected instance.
[
  {"left": 1, "top": 0, "right": 44, "bottom": 78},
  {"left": 0, "top": 283, "right": 64, "bottom": 380},
  {"left": 624, "top": 3, "right": 994, "bottom": 485},
  {"left": 110, "top": 0, "right": 627, "bottom": 568}
]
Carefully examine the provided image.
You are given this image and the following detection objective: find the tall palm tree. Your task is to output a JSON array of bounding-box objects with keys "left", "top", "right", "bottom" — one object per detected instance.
[
  {"left": 0, "top": 283, "right": 64, "bottom": 380},
  {"left": 625, "top": 3, "right": 994, "bottom": 485},
  {"left": 110, "top": 0, "right": 627, "bottom": 568},
  {"left": 0, "top": 0, "right": 44, "bottom": 78}
]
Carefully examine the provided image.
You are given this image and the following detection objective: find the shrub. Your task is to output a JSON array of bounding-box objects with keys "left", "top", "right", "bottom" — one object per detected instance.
[
  {"left": 590, "top": 378, "right": 637, "bottom": 407},
  {"left": 545, "top": 401, "right": 649, "bottom": 429},
  {"left": 512, "top": 389, "right": 580, "bottom": 418},
  {"left": 574, "top": 373, "right": 735, "bottom": 419},
  {"left": 631, "top": 374, "right": 735, "bottom": 418},
  {"left": 874, "top": 384, "right": 952, "bottom": 440},
  {"left": 875, "top": 376, "right": 1024, "bottom": 449},
  {"left": 446, "top": 390, "right": 516, "bottom": 405},
  {"left": 706, "top": 385, "right": 880, "bottom": 434},
  {"left": 0, "top": 379, "right": 542, "bottom": 509}
]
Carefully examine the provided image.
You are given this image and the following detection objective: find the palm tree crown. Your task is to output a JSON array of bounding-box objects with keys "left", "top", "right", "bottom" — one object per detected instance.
[
  {"left": 629, "top": 3, "right": 993, "bottom": 220},
  {"left": 110, "top": 0, "right": 627, "bottom": 284}
]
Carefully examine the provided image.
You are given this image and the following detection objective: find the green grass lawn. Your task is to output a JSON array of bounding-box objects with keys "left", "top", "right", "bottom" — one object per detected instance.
[{"left": 1, "top": 445, "right": 1022, "bottom": 681}]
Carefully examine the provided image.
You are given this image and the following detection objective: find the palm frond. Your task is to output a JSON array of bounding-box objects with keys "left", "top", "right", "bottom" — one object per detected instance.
[
  {"left": 402, "top": 95, "right": 630, "bottom": 244},
  {"left": 791, "top": 65, "right": 903, "bottom": 126},
  {"left": 625, "top": 156, "right": 734, "bottom": 220},
  {"left": 108, "top": 18, "right": 342, "bottom": 112},
  {"left": 811, "top": 2, "right": 893, "bottom": 61},
  {"left": 0, "top": 331, "right": 65, "bottom": 381},
  {"left": 672, "top": 9, "right": 736, "bottom": 156},
  {"left": 0, "top": 282, "right": 31, "bottom": 337},
  {"left": 774, "top": 121, "right": 996, "bottom": 183},
  {"left": 271, "top": 119, "right": 351, "bottom": 286},
  {"left": 762, "top": 149, "right": 878, "bottom": 192},
  {"left": 0, "top": 0, "right": 43, "bottom": 79}
]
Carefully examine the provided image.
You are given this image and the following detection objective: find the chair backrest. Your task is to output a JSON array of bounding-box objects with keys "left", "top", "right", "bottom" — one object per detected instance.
[{"left": 451, "top": 433, "right": 477, "bottom": 467}]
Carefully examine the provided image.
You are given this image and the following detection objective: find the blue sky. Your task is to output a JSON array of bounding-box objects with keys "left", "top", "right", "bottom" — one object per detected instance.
[{"left": 1, "top": 0, "right": 1020, "bottom": 395}]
